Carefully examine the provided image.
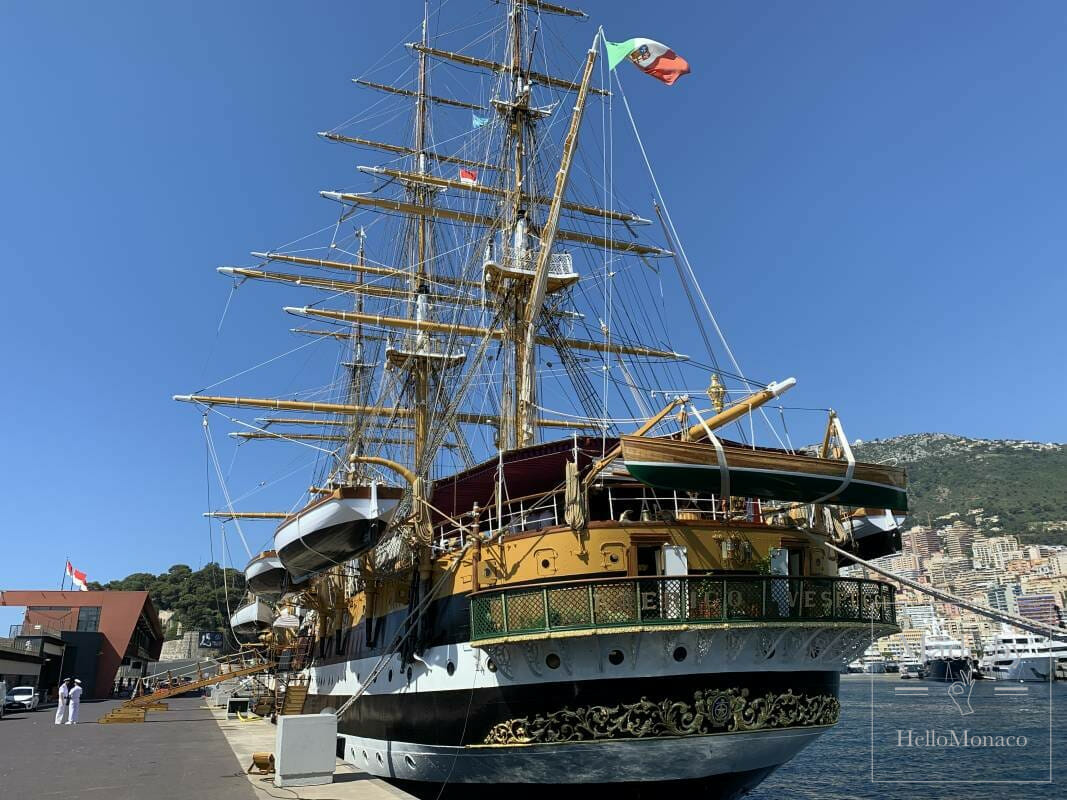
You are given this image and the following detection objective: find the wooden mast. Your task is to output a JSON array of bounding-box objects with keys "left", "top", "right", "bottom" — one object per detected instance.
[
  {"left": 500, "top": 0, "right": 528, "bottom": 451},
  {"left": 344, "top": 229, "right": 368, "bottom": 481},
  {"left": 412, "top": 0, "right": 432, "bottom": 476},
  {"left": 516, "top": 32, "right": 599, "bottom": 447}
]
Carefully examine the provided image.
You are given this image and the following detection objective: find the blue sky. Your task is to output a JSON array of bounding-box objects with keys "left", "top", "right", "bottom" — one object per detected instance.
[{"left": 1, "top": 1, "right": 1065, "bottom": 616}]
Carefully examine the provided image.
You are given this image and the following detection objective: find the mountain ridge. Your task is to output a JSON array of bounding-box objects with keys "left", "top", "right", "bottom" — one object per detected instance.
[{"left": 850, "top": 432, "right": 1067, "bottom": 546}]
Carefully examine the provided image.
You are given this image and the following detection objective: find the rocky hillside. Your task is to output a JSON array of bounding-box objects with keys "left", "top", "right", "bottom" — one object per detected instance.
[{"left": 850, "top": 433, "right": 1067, "bottom": 545}]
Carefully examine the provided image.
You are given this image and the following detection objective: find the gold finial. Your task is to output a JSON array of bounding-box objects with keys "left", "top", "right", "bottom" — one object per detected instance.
[{"left": 707, "top": 374, "right": 726, "bottom": 413}]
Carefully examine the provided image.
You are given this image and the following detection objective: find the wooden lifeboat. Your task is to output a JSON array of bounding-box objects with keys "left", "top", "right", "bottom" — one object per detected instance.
[{"left": 620, "top": 435, "right": 907, "bottom": 510}]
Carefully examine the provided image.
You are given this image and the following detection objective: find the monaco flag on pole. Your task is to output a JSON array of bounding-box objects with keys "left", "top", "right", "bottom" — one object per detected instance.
[
  {"left": 66, "top": 561, "right": 89, "bottom": 591},
  {"left": 458, "top": 168, "right": 478, "bottom": 186}
]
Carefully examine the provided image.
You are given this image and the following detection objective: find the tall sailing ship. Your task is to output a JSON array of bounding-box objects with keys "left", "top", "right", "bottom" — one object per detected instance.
[{"left": 177, "top": 2, "right": 907, "bottom": 798}]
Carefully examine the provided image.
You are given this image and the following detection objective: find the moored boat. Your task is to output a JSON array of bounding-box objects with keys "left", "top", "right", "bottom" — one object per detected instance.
[
  {"left": 921, "top": 630, "right": 971, "bottom": 681},
  {"left": 979, "top": 628, "right": 1067, "bottom": 681}
]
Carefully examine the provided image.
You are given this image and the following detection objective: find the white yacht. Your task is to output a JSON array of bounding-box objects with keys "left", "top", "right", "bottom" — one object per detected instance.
[
  {"left": 922, "top": 630, "right": 971, "bottom": 682},
  {"left": 861, "top": 645, "right": 888, "bottom": 674},
  {"left": 979, "top": 628, "right": 1067, "bottom": 682}
]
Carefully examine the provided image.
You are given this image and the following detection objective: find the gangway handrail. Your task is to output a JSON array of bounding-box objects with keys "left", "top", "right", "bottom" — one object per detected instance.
[{"left": 138, "top": 647, "right": 271, "bottom": 691}]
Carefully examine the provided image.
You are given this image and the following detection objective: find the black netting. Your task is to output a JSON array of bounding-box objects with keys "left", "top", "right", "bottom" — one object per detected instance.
[
  {"left": 504, "top": 589, "right": 547, "bottom": 633},
  {"left": 724, "top": 579, "right": 764, "bottom": 619},
  {"left": 592, "top": 581, "right": 637, "bottom": 625},
  {"left": 688, "top": 578, "right": 725, "bottom": 621},
  {"left": 836, "top": 580, "right": 860, "bottom": 620},
  {"left": 546, "top": 585, "right": 592, "bottom": 628}
]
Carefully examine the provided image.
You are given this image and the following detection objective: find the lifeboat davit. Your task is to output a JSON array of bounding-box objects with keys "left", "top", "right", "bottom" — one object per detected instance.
[
  {"left": 244, "top": 550, "right": 288, "bottom": 602},
  {"left": 275, "top": 484, "right": 404, "bottom": 580},
  {"left": 229, "top": 598, "right": 273, "bottom": 643}
]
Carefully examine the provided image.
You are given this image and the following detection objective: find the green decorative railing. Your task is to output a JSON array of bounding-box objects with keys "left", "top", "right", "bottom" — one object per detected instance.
[{"left": 470, "top": 575, "right": 897, "bottom": 641}]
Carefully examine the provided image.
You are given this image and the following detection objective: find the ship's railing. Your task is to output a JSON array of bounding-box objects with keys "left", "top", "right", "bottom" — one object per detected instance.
[
  {"left": 432, "top": 489, "right": 564, "bottom": 550},
  {"left": 0, "top": 636, "right": 39, "bottom": 655},
  {"left": 385, "top": 333, "right": 466, "bottom": 360},
  {"left": 433, "top": 487, "right": 780, "bottom": 549},
  {"left": 484, "top": 245, "right": 576, "bottom": 278},
  {"left": 470, "top": 575, "right": 897, "bottom": 641},
  {"left": 8, "top": 623, "right": 62, "bottom": 638}
]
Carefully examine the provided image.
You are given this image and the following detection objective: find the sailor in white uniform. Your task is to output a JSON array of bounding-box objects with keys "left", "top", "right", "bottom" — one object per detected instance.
[
  {"left": 67, "top": 679, "right": 83, "bottom": 724},
  {"left": 54, "top": 679, "right": 71, "bottom": 725}
]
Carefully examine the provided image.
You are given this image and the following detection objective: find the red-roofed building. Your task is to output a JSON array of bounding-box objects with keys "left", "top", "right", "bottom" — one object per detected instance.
[{"left": 0, "top": 590, "right": 163, "bottom": 699}]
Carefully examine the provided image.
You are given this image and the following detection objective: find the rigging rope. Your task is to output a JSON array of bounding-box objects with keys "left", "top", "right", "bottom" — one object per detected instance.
[
  {"left": 333, "top": 540, "right": 473, "bottom": 719},
  {"left": 203, "top": 415, "right": 253, "bottom": 560},
  {"left": 812, "top": 535, "right": 1067, "bottom": 640},
  {"left": 606, "top": 53, "right": 789, "bottom": 452}
]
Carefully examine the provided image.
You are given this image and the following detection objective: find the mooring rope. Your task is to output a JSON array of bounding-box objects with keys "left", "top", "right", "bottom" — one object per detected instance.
[{"left": 812, "top": 534, "right": 1067, "bottom": 639}]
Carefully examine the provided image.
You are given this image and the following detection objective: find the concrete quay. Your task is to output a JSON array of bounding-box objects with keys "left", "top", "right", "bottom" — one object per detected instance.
[{"left": 0, "top": 697, "right": 413, "bottom": 800}]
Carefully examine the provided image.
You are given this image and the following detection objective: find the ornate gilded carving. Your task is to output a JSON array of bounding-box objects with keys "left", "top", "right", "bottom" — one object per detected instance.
[
  {"left": 725, "top": 629, "right": 746, "bottom": 661},
  {"left": 521, "top": 641, "right": 542, "bottom": 677},
  {"left": 483, "top": 645, "right": 513, "bottom": 679},
  {"left": 696, "top": 631, "right": 713, "bottom": 663},
  {"left": 482, "top": 688, "right": 840, "bottom": 745}
]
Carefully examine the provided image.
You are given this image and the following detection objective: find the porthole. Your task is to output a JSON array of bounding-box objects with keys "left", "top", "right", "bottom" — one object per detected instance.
[
  {"left": 407, "top": 666, "right": 412, "bottom": 681},
  {"left": 486, "top": 658, "right": 498, "bottom": 672},
  {"left": 541, "top": 558, "right": 551, "bottom": 569},
  {"left": 673, "top": 646, "right": 688, "bottom": 662},
  {"left": 608, "top": 649, "right": 624, "bottom": 666},
  {"left": 404, "top": 754, "right": 416, "bottom": 770},
  {"left": 376, "top": 753, "right": 384, "bottom": 765},
  {"left": 545, "top": 653, "right": 561, "bottom": 669},
  {"left": 388, "top": 669, "right": 393, "bottom": 682},
  {"left": 446, "top": 661, "right": 456, "bottom": 676},
  {"left": 609, "top": 553, "right": 620, "bottom": 563},
  {"left": 362, "top": 750, "right": 368, "bottom": 763}
]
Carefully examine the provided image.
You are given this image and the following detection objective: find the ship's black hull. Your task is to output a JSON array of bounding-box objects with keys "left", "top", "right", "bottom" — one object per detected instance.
[
  {"left": 304, "top": 670, "right": 840, "bottom": 746},
  {"left": 923, "top": 657, "right": 971, "bottom": 682},
  {"left": 386, "top": 768, "right": 779, "bottom": 800}
]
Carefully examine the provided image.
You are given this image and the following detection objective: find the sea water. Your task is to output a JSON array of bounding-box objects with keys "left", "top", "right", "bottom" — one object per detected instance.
[{"left": 748, "top": 674, "right": 1065, "bottom": 799}]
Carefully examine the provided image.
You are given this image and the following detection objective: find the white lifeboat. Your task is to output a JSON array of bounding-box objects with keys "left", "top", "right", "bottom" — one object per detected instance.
[{"left": 275, "top": 484, "right": 404, "bottom": 580}]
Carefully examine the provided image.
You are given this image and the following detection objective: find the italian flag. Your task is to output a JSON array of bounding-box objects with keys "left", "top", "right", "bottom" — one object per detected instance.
[
  {"left": 605, "top": 38, "right": 690, "bottom": 85},
  {"left": 66, "top": 560, "right": 89, "bottom": 591}
]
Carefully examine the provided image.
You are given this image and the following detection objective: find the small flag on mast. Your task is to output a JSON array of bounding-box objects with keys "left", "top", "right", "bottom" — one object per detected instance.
[
  {"left": 459, "top": 168, "right": 478, "bottom": 186},
  {"left": 66, "top": 561, "right": 89, "bottom": 591},
  {"left": 604, "top": 38, "right": 690, "bottom": 85},
  {"left": 472, "top": 113, "right": 488, "bottom": 129}
]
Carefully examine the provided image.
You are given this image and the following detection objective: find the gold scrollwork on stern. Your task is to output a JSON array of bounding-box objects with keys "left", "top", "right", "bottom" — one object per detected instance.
[{"left": 481, "top": 688, "right": 840, "bottom": 745}]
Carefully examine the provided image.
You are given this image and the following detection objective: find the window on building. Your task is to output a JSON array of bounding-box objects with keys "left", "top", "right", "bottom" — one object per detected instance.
[{"left": 76, "top": 606, "right": 101, "bottom": 632}]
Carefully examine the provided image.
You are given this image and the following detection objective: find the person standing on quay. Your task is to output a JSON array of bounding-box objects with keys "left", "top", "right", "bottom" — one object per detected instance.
[
  {"left": 67, "top": 679, "right": 83, "bottom": 724},
  {"left": 54, "top": 678, "right": 72, "bottom": 725}
]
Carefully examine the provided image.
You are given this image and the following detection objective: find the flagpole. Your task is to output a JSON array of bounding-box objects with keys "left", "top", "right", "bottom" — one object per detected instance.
[{"left": 60, "top": 558, "right": 68, "bottom": 591}]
